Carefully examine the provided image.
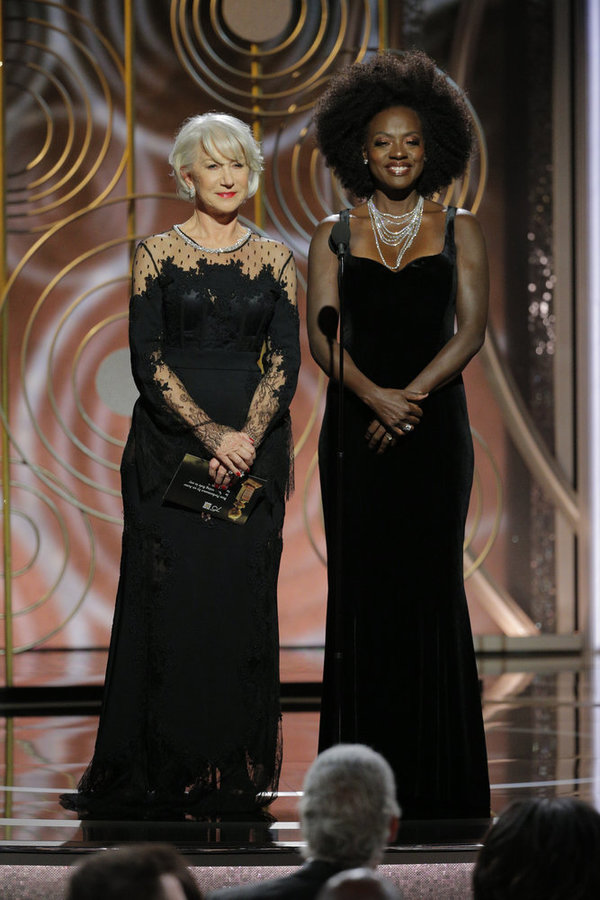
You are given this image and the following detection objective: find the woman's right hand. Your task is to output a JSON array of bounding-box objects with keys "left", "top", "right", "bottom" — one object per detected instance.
[
  {"left": 368, "top": 386, "right": 428, "bottom": 437},
  {"left": 211, "top": 429, "right": 256, "bottom": 476}
]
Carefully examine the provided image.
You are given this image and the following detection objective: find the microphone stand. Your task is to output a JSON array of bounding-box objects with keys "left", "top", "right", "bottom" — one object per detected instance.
[
  {"left": 334, "top": 246, "right": 346, "bottom": 745},
  {"left": 321, "top": 214, "right": 352, "bottom": 744}
]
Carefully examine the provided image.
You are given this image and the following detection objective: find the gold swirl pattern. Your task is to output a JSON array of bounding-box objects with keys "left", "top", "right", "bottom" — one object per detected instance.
[
  {"left": 4, "top": 0, "right": 127, "bottom": 231},
  {"left": 170, "top": 0, "right": 371, "bottom": 117}
]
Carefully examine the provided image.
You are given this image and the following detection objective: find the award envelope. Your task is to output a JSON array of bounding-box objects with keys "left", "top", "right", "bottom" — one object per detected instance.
[{"left": 162, "top": 453, "right": 265, "bottom": 525}]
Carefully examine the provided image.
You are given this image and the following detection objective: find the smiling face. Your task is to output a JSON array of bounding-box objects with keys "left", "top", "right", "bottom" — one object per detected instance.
[
  {"left": 364, "top": 105, "right": 425, "bottom": 196},
  {"left": 182, "top": 146, "right": 250, "bottom": 215}
]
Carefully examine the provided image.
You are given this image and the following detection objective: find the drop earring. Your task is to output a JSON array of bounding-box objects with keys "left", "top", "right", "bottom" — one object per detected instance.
[{"left": 187, "top": 184, "right": 195, "bottom": 200}]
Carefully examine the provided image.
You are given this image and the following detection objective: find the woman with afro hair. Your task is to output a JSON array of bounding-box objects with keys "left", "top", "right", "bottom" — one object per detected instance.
[{"left": 307, "top": 50, "right": 490, "bottom": 819}]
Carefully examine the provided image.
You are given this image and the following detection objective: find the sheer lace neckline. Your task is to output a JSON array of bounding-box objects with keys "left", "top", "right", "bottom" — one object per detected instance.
[{"left": 173, "top": 224, "right": 252, "bottom": 254}]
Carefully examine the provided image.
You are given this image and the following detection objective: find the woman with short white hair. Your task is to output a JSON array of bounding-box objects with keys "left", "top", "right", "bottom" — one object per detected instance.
[{"left": 61, "top": 112, "right": 300, "bottom": 818}]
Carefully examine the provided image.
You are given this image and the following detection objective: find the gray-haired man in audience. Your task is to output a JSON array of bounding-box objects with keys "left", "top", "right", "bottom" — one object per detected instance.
[{"left": 209, "top": 744, "right": 400, "bottom": 900}]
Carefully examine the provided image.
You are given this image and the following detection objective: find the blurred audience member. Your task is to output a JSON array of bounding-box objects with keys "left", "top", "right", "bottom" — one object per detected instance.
[
  {"left": 473, "top": 797, "right": 600, "bottom": 900},
  {"left": 209, "top": 744, "right": 400, "bottom": 900},
  {"left": 66, "top": 844, "right": 202, "bottom": 900},
  {"left": 317, "top": 868, "right": 401, "bottom": 900}
]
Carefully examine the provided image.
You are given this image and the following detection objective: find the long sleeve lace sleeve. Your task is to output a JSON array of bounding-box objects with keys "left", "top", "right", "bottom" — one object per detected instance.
[
  {"left": 129, "top": 242, "right": 234, "bottom": 455},
  {"left": 243, "top": 251, "right": 300, "bottom": 446}
]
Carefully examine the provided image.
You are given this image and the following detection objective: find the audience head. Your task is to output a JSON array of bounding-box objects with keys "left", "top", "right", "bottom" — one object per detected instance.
[
  {"left": 317, "top": 868, "right": 401, "bottom": 900},
  {"left": 299, "top": 744, "right": 400, "bottom": 867},
  {"left": 472, "top": 797, "right": 600, "bottom": 900},
  {"left": 66, "top": 844, "right": 202, "bottom": 900}
]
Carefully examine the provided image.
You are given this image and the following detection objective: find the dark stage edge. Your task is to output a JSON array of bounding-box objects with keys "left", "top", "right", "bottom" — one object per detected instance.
[{"left": 0, "top": 817, "right": 489, "bottom": 863}]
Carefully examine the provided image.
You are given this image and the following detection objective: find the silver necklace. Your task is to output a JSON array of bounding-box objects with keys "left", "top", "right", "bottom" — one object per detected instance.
[
  {"left": 367, "top": 195, "right": 424, "bottom": 271},
  {"left": 174, "top": 224, "right": 252, "bottom": 253}
]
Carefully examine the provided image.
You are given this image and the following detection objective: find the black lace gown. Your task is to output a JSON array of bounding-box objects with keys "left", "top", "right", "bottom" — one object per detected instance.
[
  {"left": 318, "top": 208, "right": 490, "bottom": 819},
  {"left": 60, "top": 229, "right": 299, "bottom": 818}
]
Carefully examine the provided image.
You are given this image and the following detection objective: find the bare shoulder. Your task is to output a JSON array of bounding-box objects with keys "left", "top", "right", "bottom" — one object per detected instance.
[
  {"left": 454, "top": 207, "right": 486, "bottom": 246},
  {"left": 311, "top": 212, "right": 342, "bottom": 250}
]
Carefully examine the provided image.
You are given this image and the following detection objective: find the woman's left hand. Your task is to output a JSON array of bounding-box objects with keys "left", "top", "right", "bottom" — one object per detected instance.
[{"left": 365, "top": 419, "right": 402, "bottom": 453}]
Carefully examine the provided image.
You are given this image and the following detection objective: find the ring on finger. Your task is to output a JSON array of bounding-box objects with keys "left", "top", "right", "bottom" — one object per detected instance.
[
  {"left": 402, "top": 423, "right": 413, "bottom": 433},
  {"left": 386, "top": 433, "right": 393, "bottom": 442}
]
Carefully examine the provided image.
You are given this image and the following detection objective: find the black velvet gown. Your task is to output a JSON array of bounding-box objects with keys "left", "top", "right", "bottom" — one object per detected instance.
[
  {"left": 318, "top": 207, "right": 490, "bottom": 819},
  {"left": 60, "top": 228, "right": 299, "bottom": 819}
]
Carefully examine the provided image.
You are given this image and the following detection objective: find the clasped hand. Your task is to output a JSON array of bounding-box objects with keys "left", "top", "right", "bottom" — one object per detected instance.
[
  {"left": 366, "top": 387, "right": 428, "bottom": 453},
  {"left": 208, "top": 430, "right": 256, "bottom": 486}
]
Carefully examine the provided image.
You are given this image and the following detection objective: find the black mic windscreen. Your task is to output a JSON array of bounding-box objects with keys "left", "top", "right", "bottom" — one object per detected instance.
[
  {"left": 317, "top": 305, "right": 339, "bottom": 341},
  {"left": 328, "top": 217, "right": 351, "bottom": 254}
]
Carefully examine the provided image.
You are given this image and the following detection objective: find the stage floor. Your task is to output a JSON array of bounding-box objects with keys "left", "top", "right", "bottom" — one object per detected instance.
[{"left": 1, "top": 648, "right": 599, "bottom": 863}]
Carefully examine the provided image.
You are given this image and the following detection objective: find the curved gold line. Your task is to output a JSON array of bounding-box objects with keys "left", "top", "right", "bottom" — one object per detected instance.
[
  {"left": 173, "top": 0, "right": 351, "bottom": 108},
  {"left": 0, "top": 499, "right": 96, "bottom": 654},
  {"left": 303, "top": 450, "right": 326, "bottom": 566},
  {"left": 197, "top": 0, "right": 325, "bottom": 81},
  {"left": 17, "top": 36, "right": 112, "bottom": 210},
  {"left": 464, "top": 557, "right": 539, "bottom": 636},
  {"left": 468, "top": 111, "right": 488, "bottom": 215},
  {"left": 291, "top": 126, "right": 321, "bottom": 228},
  {"left": 6, "top": 7, "right": 126, "bottom": 219},
  {"left": 0, "top": 193, "right": 175, "bottom": 313},
  {"left": 481, "top": 324, "right": 579, "bottom": 529},
  {"left": 291, "top": 126, "right": 322, "bottom": 227},
  {"left": 354, "top": 0, "right": 372, "bottom": 63},
  {"left": 30, "top": 1, "right": 126, "bottom": 78},
  {"left": 2, "top": 76, "right": 55, "bottom": 178},
  {"left": 72, "top": 306, "right": 130, "bottom": 450},
  {"left": 9, "top": 64, "right": 72, "bottom": 187},
  {"left": 294, "top": 369, "right": 326, "bottom": 457},
  {"left": 208, "top": 0, "right": 308, "bottom": 57},
  {"left": 464, "top": 428, "right": 504, "bottom": 578},
  {"left": 0, "top": 478, "right": 70, "bottom": 618},
  {"left": 273, "top": 125, "right": 313, "bottom": 243},
  {"left": 464, "top": 464, "right": 482, "bottom": 551},
  {"left": 310, "top": 146, "right": 336, "bottom": 219},
  {"left": 451, "top": 167, "right": 470, "bottom": 210},
  {"left": 24, "top": 240, "right": 134, "bottom": 494},
  {"left": 0, "top": 508, "right": 40, "bottom": 579},
  {"left": 262, "top": 193, "right": 308, "bottom": 259}
]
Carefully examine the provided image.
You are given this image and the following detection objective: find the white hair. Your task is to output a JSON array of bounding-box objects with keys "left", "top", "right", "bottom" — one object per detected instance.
[
  {"left": 168, "top": 112, "right": 263, "bottom": 200},
  {"left": 299, "top": 744, "right": 400, "bottom": 867}
]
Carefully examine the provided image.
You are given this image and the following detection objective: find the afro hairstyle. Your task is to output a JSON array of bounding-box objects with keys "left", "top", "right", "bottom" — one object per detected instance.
[{"left": 313, "top": 50, "right": 474, "bottom": 199}]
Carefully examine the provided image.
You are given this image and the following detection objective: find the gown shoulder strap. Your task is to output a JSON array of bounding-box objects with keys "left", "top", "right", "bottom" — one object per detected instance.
[{"left": 445, "top": 205, "right": 458, "bottom": 256}]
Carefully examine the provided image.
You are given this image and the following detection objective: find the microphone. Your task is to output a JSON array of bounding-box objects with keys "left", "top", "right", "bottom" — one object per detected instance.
[
  {"left": 318, "top": 305, "right": 339, "bottom": 341},
  {"left": 328, "top": 216, "right": 350, "bottom": 257}
]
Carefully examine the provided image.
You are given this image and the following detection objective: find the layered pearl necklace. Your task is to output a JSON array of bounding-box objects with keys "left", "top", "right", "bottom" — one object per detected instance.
[
  {"left": 367, "top": 195, "right": 424, "bottom": 271},
  {"left": 174, "top": 223, "right": 251, "bottom": 253}
]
